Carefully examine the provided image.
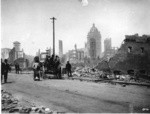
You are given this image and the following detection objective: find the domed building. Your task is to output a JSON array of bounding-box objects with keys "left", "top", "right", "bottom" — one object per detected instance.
[
  {"left": 9, "top": 41, "right": 29, "bottom": 68},
  {"left": 86, "top": 24, "right": 102, "bottom": 59}
]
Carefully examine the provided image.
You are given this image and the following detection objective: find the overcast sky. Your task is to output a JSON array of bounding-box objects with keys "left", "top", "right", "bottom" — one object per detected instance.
[{"left": 1, "top": 0, "right": 150, "bottom": 56}]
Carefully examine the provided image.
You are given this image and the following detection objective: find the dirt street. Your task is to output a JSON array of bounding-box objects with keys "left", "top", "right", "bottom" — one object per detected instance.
[{"left": 2, "top": 72, "right": 150, "bottom": 113}]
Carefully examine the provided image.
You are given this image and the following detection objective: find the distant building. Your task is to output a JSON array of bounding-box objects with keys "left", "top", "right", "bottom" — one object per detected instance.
[
  {"left": 9, "top": 41, "right": 24, "bottom": 61},
  {"left": 84, "top": 42, "right": 88, "bottom": 57},
  {"left": 104, "top": 38, "right": 118, "bottom": 60},
  {"left": 67, "top": 44, "right": 84, "bottom": 63},
  {"left": 1, "top": 48, "right": 11, "bottom": 60},
  {"left": 9, "top": 41, "right": 28, "bottom": 68},
  {"left": 109, "top": 34, "right": 150, "bottom": 75},
  {"left": 68, "top": 50, "right": 77, "bottom": 63},
  {"left": 104, "top": 38, "right": 112, "bottom": 54},
  {"left": 25, "top": 54, "right": 34, "bottom": 67},
  {"left": 13, "top": 41, "right": 21, "bottom": 52},
  {"left": 59, "top": 40, "right": 63, "bottom": 58},
  {"left": 87, "top": 24, "right": 102, "bottom": 59},
  {"left": 104, "top": 38, "right": 112, "bottom": 59},
  {"left": 9, "top": 47, "right": 16, "bottom": 64},
  {"left": 37, "top": 48, "right": 52, "bottom": 62},
  {"left": 46, "top": 48, "right": 52, "bottom": 56},
  {"left": 76, "top": 49, "right": 84, "bottom": 61}
]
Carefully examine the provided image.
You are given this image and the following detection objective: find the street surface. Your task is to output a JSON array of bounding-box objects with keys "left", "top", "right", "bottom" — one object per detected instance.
[{"left": 2, "top": 72, "right": 150, "bottom": 113}]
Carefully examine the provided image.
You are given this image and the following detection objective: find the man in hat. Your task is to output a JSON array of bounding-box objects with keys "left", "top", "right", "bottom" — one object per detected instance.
[{"left": 3, "top": 59, "right": 10, "bottom": 83}]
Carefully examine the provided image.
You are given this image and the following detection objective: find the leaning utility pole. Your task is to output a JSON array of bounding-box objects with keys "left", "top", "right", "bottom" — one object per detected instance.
[{"left": 50, "top": 17, "right": 56, "bottom": 56}]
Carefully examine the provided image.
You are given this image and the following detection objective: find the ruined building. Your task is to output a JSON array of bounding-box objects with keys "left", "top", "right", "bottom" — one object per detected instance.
[
  {"left": 86, "top": 24, "right": 102, "bottom": 59},
  {"left": 9, "top": 41, "right": 24, "bottom": 63},
  {"left": 103, "top": 38, "right": 118, "bottom": 60},
  {"left": 1, "top": 48, "right": 11, "bottom": 60},
  {"left": 9, "top": 41, "right": 28, "bottom": 68},
  {"left": 37, "top": 48, "right": 52, "bottom": 62},
  {"left": 104, "top": 38, "right": 112, "bottom": 54},
  {"left": 67, "top": 44, "right": 84, "bottom": 63},
  {"left": 109, "top": 34, "right": 150, "bottom": 75}
]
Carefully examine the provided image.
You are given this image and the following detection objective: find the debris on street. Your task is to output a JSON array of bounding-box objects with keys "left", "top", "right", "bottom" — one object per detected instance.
[
  {"left": 142, "top": 108, "right": 149, "bottom": 111},
  {"left": 72, "top": 67, "right": 108, "bottom": 79},
  {"left": 1, "top": 89, "right": 61, "bottom": 114},
  {"left": 71, "top": 66, "right": 150, "bottom": 86}
]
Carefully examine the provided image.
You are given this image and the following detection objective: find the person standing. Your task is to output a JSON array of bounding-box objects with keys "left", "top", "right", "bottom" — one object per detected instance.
[
  {"left": 55, "top": 56, "right": 61, "bottom": 79},
  {"left": 15, "top": 63, "right": 17, "bottom": 74},
  {"left": 66, "top": 61, "right": 72, "bottom": 77},
  {"left": 17, "top": 63, "right": 20, "bottom": 74},
  {"left": 33, "top": 56, "right": 40, "bottom": 81},
  {"left": 3, "top": 59, "right": 10, "bottom": 83},
  {"left": 15, "top": 63, "right": 19, "bottom": 74},
  {"left": 1, "top": 59, "right": 5, "bottom": 83}
]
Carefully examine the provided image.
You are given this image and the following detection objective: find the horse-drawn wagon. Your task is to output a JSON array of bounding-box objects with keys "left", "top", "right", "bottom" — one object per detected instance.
[{"left": 39, "top": 54, "right": 62, "bottom": 79}]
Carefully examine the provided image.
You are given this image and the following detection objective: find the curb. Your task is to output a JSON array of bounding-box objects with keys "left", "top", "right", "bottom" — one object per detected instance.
[{"left": 68, "top": 77, "right": 150, "bottom": 87}]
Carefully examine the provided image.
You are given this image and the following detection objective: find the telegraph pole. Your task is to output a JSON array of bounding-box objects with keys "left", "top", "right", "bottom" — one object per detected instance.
[{"left": 50, "top": 17, "right": 56, "bottom": 56}]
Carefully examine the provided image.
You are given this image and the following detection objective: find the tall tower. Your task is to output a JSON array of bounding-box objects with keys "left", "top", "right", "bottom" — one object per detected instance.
[
  {"left": 59, "top": 40, "right": 63, "bottom": 57},
  {"left": 104, "top": 38, "right": 112, "bottom": 53},
  {"left": 87, "top": 24, "right": 101, "bottom": 59},
  {"left": 104, "top": 38, "right": 112, "bottom": 59}
]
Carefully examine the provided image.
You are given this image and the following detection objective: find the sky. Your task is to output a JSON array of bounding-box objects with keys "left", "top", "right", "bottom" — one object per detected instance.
[{"left": 1, "top": 0, "right": 150, "bottom": 56}]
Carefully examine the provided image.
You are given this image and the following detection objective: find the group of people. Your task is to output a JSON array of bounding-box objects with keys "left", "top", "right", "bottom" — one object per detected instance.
[
  {"left": 32, "top": 54, "right": 73, "bottom": 80},
  {"left": 44, "top": 55, "right": 61, "bottom": 71},
  {"left": 44, "top": 55, "right": 72, "bottom": 78},
  {"left": 32, "top": 55, "right": 62, "bottom": 80},
  {"left": 1, "top": 59, "right": 11, "bottom": 83},
  {"left": 44, "top": 55, "right": 61, "bottom": 79},
  {"left": 1, "top": 56, "right": 72, "bottom": 83}
]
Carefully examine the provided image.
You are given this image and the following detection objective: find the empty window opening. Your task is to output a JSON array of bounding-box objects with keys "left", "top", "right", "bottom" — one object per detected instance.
[
  {"left": 127, "top": 70, "right": 134, "bottom": 76},
  {"left": 128, "top": 46, "right": 132, "bottom": 53},
  {"left": 140, "top": 70, "right": 146, "bottom": 74},
  {"left": 141, "top": 47, "right": 144, "bottom": 53}
]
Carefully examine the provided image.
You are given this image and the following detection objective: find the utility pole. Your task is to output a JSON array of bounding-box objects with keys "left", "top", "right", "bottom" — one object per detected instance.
[{"left": 50, "top": 17, "right": 56, "bottom": 56}]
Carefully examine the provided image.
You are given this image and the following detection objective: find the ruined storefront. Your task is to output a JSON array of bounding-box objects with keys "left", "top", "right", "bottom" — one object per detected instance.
[{"left": 109, "top": 34, "right": 150, "bottom": 76}]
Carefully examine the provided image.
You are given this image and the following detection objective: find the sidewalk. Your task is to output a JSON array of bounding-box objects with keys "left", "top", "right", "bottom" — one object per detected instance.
[
  {"left": 68, "top": 76, "right": 150, "bottom": 87},
  {"left": 111, "top": 80, "right": 150, "bottom": 87}
]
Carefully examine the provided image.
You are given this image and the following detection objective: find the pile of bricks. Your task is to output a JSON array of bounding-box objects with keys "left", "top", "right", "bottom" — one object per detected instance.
[
  {"left": 1, "top": 89, "right": 60, "bottom": 114},
  {"left": 72, "top": 67, "right": 105, "bottom": 79}
]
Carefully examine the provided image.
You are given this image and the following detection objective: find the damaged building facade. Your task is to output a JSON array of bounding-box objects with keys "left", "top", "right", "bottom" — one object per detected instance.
[
  {"left": 103, "top": 38, "right": 118, "bottom": 60},
  {"left": 109, "top": 34, "right": 150, "bottom": 76},
  {"left": 67, "top": 44, "right": 84, "bottom": 63},
  {"left": 9, "top": 41, "right": 29, "bottom": 68}
]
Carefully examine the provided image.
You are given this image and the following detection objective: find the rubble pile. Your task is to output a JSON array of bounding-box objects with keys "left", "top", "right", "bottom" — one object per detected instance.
[
  {"left": 1, "top": 90, "right": 60, "bottom": 114},
  {"left": 2, "top": 90, "right": 18, "bottom": 112},
  {"left": 72, "top": 67, "right": 109, "bottom": 79},
  {"left": 115, "top": 75, "right": 131, "bottom": 81},
  {"left": 115, "top": 74, "right": 150, "bottom": 83},
  {"left": 72, "top": 67, "right": 150, "bottom": 84}
]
